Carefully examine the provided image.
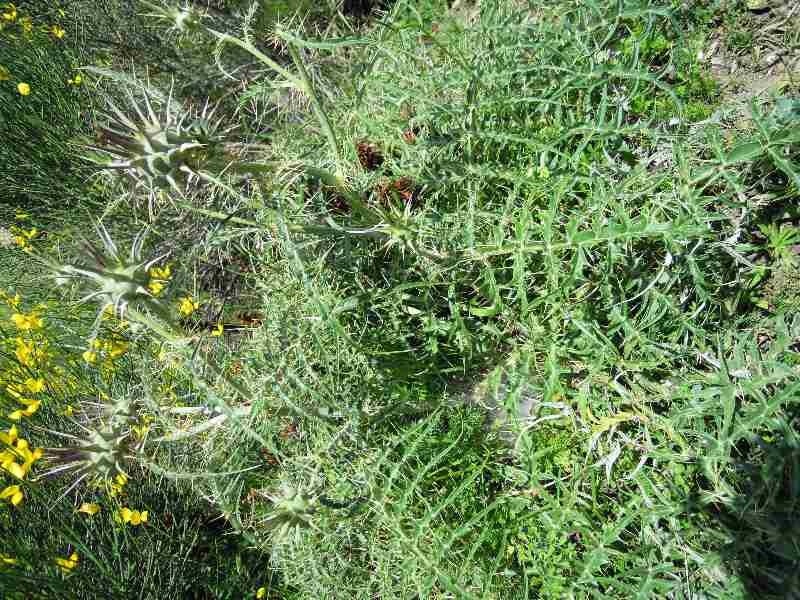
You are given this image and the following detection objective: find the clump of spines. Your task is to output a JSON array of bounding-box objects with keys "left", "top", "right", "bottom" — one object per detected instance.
[{"left": 86, "top": 85, "right": 231, "bottom": 194}]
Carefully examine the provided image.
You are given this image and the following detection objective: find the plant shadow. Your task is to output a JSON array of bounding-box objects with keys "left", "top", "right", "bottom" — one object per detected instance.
[{"left": 693, "top": 430, "right": 800, "bottom": 599}]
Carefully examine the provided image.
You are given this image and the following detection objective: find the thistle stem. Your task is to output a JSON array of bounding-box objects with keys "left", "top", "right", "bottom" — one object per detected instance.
[
  {"left": 286, "top": 43, "right": 342, "bottom": 174},
  {"left": 206, "top": 27, "right": 342, "bottom": 176}
]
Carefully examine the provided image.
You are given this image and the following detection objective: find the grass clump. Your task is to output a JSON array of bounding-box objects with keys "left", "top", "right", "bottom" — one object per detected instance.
[{"left": 0, "top": 2, "right": 97, "bottom": 220}]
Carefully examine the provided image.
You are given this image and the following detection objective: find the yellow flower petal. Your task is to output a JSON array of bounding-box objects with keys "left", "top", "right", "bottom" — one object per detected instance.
[
  {"left": 1, "top": 4, "right": 16, "bottom": 22},
  {"left": 11, "top": 312, "right": 43, "bottom": 330},
  {"left": 148, "top": 280, "right": 165, "bottom": 296},
  {"left": 55, "top": 551, "right": 79, "bottom": 572},
  {"left": 256, "top": 587, "right": 266, "bottom": 599},
  {"left": 0, "top": 426, "right": 18, "bottom": 445},
  {"left": 24, "top": 377, "right": 44, "bottom": 393},
  {"left": 108, "top": 341, "right": 128, "bottom": 359},
  {"left": 16, "top": 82, "right": 30, "bottom": 96},
  {"left": 19, "top": 401, "right": 41, "bottom": 417},
  {"left": 5, "top": 461, "right": 25, "bottom": 479},
  {"left": 177, "top": 296, "right": 200, "bottom": 317},
  {"left": 0, "top": 485, "right": 22, "bottom": 505},
  {"left": 78, "top": 502, "right": 100, "bottom": 516}
]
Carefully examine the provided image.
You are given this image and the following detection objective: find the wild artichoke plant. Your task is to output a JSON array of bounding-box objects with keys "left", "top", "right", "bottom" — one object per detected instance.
[
  {"left": 140, "top": 0, "right": 208, "bottom": 36},
  {"left": 43, "top": 395, "right": 142, "bottom": 495},
  {"left": 85, "top": 85, "right": 233, "bottom": 194},
  {"left": 262, "top": 483, "right": 320, "bottom": 539},
  {"left": 47, "top": 223, "right": 163, "bottom": 323}
]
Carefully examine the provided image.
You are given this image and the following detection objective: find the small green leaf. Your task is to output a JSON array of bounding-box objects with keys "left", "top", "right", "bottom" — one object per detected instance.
[
  {"left": 726, "top": 141, "right": 763, "bottom": 163},
  {"left": 469, "top": 304, "right": 500, "bottom": 317}
]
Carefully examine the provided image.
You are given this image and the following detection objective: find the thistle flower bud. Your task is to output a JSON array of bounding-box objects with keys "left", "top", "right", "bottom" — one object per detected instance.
[
  {"left": 44, "top": 395, "right": 142, "bottom": 484},
  {"left": 262, "top": 483, "right": 319, "bottom": 538},
  {"left": 45, "top": 223, "right": 164, "bottom": 322},
  {"left": 140, "top": 1, "right": 207, "bottom": 35},
  {"left": 85, "top": 84, "right": 231, "bottom": 194}
]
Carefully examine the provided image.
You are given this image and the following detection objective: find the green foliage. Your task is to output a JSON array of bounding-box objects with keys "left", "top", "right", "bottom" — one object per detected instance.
[
  {"left": 2, "top": 0, "right": 800, "bottom": 597},
  {"left": 0, "top": 467, "right": 272, "bottom": 599},
  {"left": 0, "top": 11, "right": 96, "bottom": 218}
]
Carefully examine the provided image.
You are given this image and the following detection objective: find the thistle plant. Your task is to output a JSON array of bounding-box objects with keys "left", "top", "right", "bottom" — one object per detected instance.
[
  {"left": 85, "top": 85, "right": 233, "bottom": 195},
  {"left": 43, "top": 395, "right": 142, "bottom": 494},
  {"left": 140, "top": 0, "right": 343, "bottom": 175},
  {"left": 140, "top": 0, "right": 207, "bottom": 37},
  {"left": 34, "top": 223, "right": 269, "bottom": 483},
  {"left": 261, "top": 482, "right": 320, "bottom": 540},
  {"left": 44, "top": 223, "right": 164, "bottom": 326}
]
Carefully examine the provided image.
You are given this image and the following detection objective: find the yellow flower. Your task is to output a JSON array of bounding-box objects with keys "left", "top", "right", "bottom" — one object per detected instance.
[
  {"left": 17, "top": 438, "right": 43, "bottom": 464},
  {"left": 101, "top": 473, "right": 128, "bottom": 497},
  {"left": 77, "top": 502, "right": 100, "bottom": 516},
  {"left": 211, "top": 322, "right": 224, "bottom": 337},
  {"left": 117, "top": 507, "right": 148, "bottom": 525},
  {"left": 13, "top": 235, "right": 30, "bottom": 251},
  {"left": 256, "top": 587, "right": 267, "bottom": 599},
  {"left": 67, "top": 73, "right": 82, "bottom": 86},
  {"left": 1, "top": 435, "right": 43, "bottom": 476},
  {"left": 1, "top": 291, "right": 21, "bottom": 308},
  {"left": 14, "top": 337, "right": 34, "bottom": 366},
  {"left": 149, "top": 265, "right": 171, "bottom": 280},
  {"left": 8, "top": 399, "right": 40, "bottom": 420},
  {"left": 82, "top": 350, "right": 97, "bottom": 364},
  {"left": 107, "top": 340, "right": 128, "bottom": 359},
  {"left": 148, "top": 280, "right": 165, "bottom": 296},
  {"left": 16, "top": 82, "right": 30, "bottom": 96},
  {"left": 132, "top": 415, "right": 152, "bottom": 439},
  {"left": 55, "top": 552, "right": 78, "bottom": 574},
  {"left": 147, "top": 265, "right": 171, "bottom": 295},
  {"left": 50, "top": 24, "right": 65, "bottom": 38},
  {"left": 1, "top": 3, "right": 16, "bottom": 21},
  {"left": 0, "top": 425, "right": 18, "bottom": 446},
  {"left": 24, "top": 377, "right": 44, "bottom": 393},
  {"left": 0, "top": 485, "right": 23, "bottom": 506},
  {"left": 63, "top": 404, "right": 74, "bottom": 416},
  {"left": 178, "top": 296, "right": 199, "bottom": 317},
  {"left": 1, "top": 460, "right": 25, "bottom": 479},
  {"left": 11, "top": 311, "right": 43, "bottom": 330}
]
